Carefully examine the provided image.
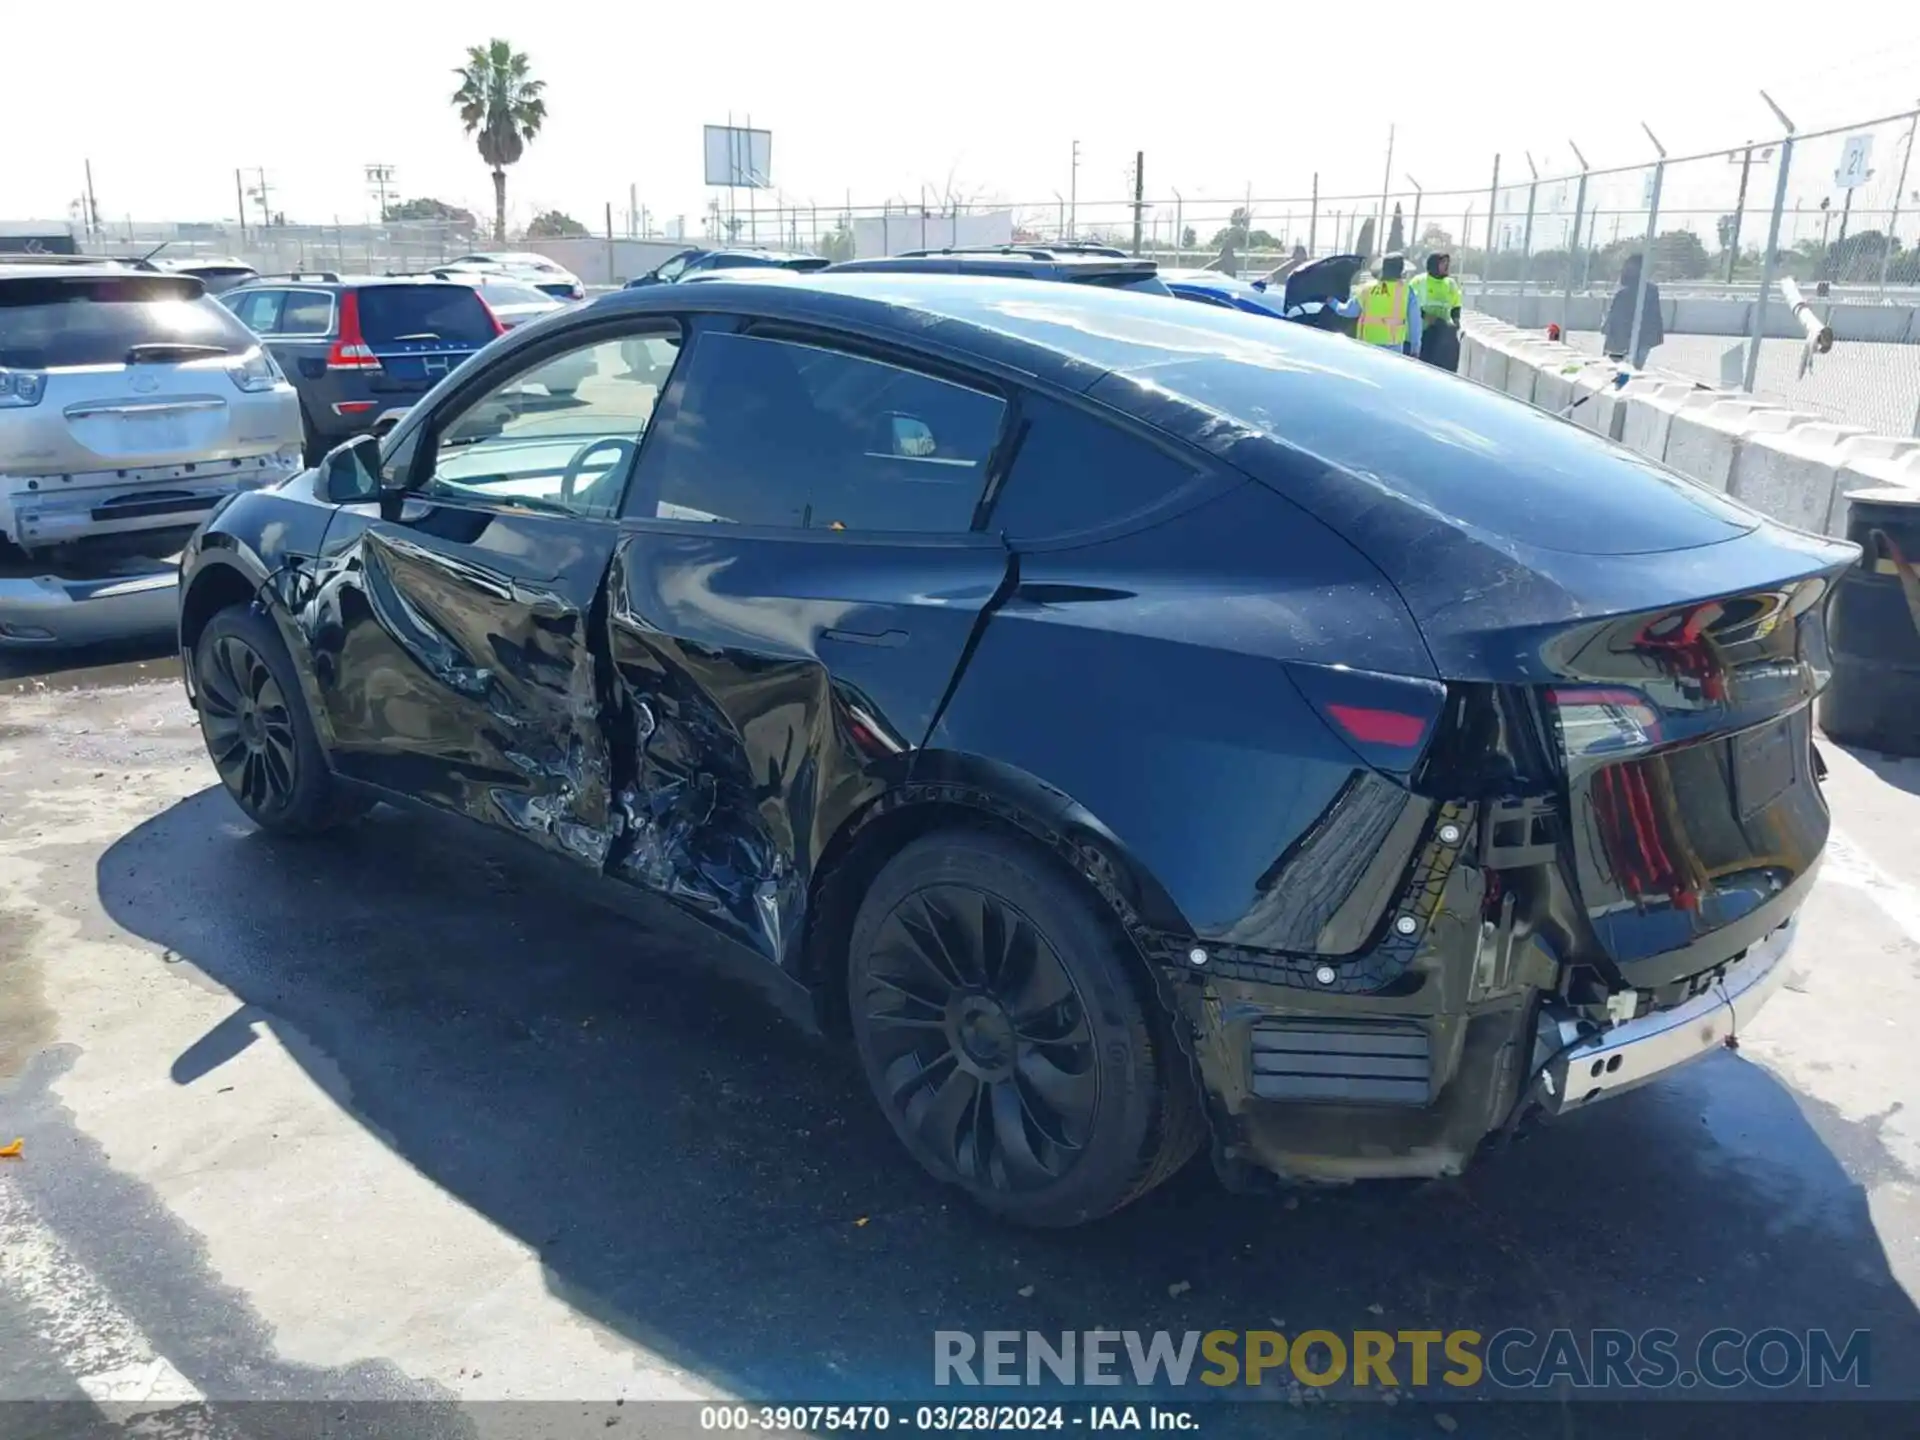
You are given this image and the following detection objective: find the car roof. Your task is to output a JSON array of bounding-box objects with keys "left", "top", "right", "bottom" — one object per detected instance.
[
  {"left": 826, "top": 252, "right": 1159, "bottom": 281},
  {"left": 0, "top": 262, "right": 168, "bottom": 283},
  {"left": 231, "top": 273, "right": 477, "bottom": 290}
]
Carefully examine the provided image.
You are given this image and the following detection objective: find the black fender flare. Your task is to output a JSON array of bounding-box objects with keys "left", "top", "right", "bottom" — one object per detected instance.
[
  {"left": 806, "top": 747, "right": 1196, "bottom": 990},
  {"left": 179, "top": 538, "right": 335, "bottom": 753}
]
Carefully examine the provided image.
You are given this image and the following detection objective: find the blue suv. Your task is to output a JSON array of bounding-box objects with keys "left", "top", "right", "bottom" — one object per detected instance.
[{"left": 220, "top": 274, "right": 503, "bottom": 461}]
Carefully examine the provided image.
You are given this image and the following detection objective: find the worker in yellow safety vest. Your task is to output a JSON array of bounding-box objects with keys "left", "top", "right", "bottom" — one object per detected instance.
[
  {"left": 1411, "top": 251, "right": 1465, "bottom": 371},
  {"left": 1354, "top": 252, "right": 1421, "bottom": 355}
]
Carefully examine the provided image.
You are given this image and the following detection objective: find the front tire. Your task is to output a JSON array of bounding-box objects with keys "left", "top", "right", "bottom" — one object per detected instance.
[
  {"left": 193, "top": 604, "right": 351, "bottom": 834},
  {"left": 848, "top": 830, "right": 1201, "bottom": 1227}
]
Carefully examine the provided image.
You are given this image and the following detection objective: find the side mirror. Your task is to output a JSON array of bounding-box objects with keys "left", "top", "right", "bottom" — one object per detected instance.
[{"left": 320, "top": 433, "right": 382, "bottom": 504}]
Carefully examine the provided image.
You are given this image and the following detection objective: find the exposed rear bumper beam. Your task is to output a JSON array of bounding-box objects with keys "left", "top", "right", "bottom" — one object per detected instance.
[{"left": 1534, "top": 914, "right": 1797, "bottom": 1113}]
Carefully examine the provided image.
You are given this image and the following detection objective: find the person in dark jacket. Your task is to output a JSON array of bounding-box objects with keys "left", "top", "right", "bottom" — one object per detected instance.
[{"left": 1603, "top": 253, "right": 1664, "bottom": 368}]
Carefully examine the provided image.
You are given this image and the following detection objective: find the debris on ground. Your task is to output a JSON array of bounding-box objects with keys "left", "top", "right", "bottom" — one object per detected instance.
[
  {"left": 1167, "top": 1281, "right": 1191, "bottom": 1298},
  {"left": 0, "top": 1139, "right": 21, "bottom": 1159}
]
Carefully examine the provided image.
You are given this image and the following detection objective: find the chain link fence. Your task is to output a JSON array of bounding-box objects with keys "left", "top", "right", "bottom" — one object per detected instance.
[{"left": 18, "top": 102, "right": 1920, "bottom": 435}]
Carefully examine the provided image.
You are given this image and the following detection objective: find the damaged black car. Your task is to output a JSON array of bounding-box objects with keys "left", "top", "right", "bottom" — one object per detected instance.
[{"left": 178, "top": 274, "right": 1853, "bottom": 1226}]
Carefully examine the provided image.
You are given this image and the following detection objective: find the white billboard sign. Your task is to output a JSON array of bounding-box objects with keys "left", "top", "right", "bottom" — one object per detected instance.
[{"left": 704, "top": 125, "right": 772, "bottom": 189}]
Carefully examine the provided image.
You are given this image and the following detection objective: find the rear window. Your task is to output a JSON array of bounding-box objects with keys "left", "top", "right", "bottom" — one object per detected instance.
[
  {"left": 355, "top": 285, "right": 498, "bottom": 346},
  {"left": 479, "top": 280, "right": 556, "bottom": 306},
  {"left": 0, "top": 275, "right": 257, "bottom": 368},
  {"left": 1080, "top": 272, "right": 1173, "bottom": 295}
]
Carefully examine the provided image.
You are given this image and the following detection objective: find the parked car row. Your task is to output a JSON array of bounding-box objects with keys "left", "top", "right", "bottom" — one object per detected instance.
[{"left": 176, "top": 267, "right": 1849, "bottom": 1227}]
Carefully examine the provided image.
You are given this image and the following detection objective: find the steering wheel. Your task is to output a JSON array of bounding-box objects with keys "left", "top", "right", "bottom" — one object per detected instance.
[{"left": 558, "top": 436, "right": 640, "bottom": 508}]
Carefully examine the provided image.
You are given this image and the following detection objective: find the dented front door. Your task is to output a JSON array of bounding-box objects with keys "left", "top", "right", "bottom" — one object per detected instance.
[
  {"left": 602, "top": 527, "right": 1011, "bottom": 967},
  {"left": 312, "top": 502, "right": 621, "bottom": 866}
]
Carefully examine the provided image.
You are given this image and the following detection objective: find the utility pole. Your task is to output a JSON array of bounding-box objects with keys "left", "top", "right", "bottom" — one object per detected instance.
[
  {"left": 234, "top": 168, "right": 248, "bottom": 244},
  {"left": 364, "top": 164, "right": 396, "bottom": 224},
  {"left": 1727, "top": 143, "right": 1754, "bottom": 283},
  {"left": 1131, "top": 151, "right": 1145, "bottom": 256},
  {"left": 1377, "top": 123, "right": 1395, "bottom": 256},
  {"left": 1069, "top": 139, "right": 1080, "bottom": 240},
  {"left": 83, "top": 160, "right": 100, "bottom": 240},
  {"left": 246, "top": 169, "right": 273, "bottom": 232},
  {"left": 629, "top": 183, "right": 638, "bottom": 238}
]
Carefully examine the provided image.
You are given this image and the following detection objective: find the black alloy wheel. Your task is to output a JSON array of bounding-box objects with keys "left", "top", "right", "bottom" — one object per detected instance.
[
  {"left": 199, "top": 631, "right": 300, "bottom": 815},
  {"left": 849, "top": 831, "right": 1202, "bottom": 1226},
  {"left": 861, "top": 883, "right": 1099, "bottom": 1192},
  {"left": 193, "top": 604, "right": 358, "bottom": 834}
]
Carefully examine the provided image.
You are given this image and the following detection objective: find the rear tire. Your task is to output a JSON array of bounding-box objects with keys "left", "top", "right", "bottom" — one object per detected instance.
[
  {"left": 193, "top": 604, "right": 356, "bottom": 834},
  {"left": 847, "top": 829, "right": 1202, "bottom": 1227}
]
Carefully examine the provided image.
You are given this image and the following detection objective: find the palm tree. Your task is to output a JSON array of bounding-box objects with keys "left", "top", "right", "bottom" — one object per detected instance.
[{"left": 451, "top": 39, "right": 547, "bottom": 244}]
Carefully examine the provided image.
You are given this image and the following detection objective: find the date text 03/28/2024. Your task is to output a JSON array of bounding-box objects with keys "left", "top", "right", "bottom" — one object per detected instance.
[{"left": 698, "top": 1407, "right": 1189, "bottom": 1432}]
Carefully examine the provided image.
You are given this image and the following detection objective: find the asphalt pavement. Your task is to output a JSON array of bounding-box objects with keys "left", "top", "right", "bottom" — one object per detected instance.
[{"left": 3, "top": 643, "right": 1919, "bottom": 1439}]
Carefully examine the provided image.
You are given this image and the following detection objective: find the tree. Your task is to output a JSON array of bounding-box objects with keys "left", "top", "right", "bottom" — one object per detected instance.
[
  {"left": 452, "top": 38, "right": 548, "bottom": 244},
  {"left": 1181, "top": 226, "right": 1197, "bottom": 249},
  {"left": 1652, "top": 228, "right": 1710, "bottom": 279},
  {"left": 385, "top": 197, "right": 478, "bottom": 231},
  {"left": 1715, "top": 213, "right": 1737, "bottom": 252},
  {"left": 526, "top": 209, "right": 588, "bottom": 239},
  {"left": 821, "top": 219, "right": 856, "bottom": 262},
  {"left": 1354, "top": 217, "right": 1376, "bottom": 258},
  {"left": 1386, "top": 203, "right": 1405, "bottom": 255},
  {"left": 1418, "top": 223, "right": 1453, "bottom": 251}
]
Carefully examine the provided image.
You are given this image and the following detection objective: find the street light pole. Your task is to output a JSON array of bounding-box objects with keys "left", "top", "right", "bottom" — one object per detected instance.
[{"left": 1068, "top": 139, "right": 1080, "bottom": 241}]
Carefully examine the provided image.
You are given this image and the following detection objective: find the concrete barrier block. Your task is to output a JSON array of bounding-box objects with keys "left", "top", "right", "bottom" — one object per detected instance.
[
  {"left": 1729, "top": 421, "right": 1868, "bottom": 532},
  {"left": 1620, "top": 382, "right": 1712, "bottom": 462},
  {"left": 1830, "top": 436, "right": 1920, "bottom": 534},
  {"left": 1663, "top": 400, "right": 1803, "bottom": 493},
  {"left": 1503, "top": 344, "right": 1563, "bottom": 404},
  {"left": 1569, "top": 363, "right": 1632, "bottom": 438}
]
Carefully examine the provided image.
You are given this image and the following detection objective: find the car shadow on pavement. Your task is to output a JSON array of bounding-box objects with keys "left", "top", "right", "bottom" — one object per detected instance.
[{"left": 96, "top": 787, "right": 1920, "bottom": 1430}]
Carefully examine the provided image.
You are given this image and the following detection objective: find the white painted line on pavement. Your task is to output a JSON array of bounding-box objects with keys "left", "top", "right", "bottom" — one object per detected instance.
[
  {"left": 0, "top": 1178, "right": 204, "bottom": 1410},
  {"left": 1824, "top": 826, "right": 1920, "bottom": 949}
]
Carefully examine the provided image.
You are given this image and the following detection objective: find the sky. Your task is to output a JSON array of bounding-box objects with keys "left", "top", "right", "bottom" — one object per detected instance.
[{"left": 12, "top": 2, "right": 1920, "bottom": 246}]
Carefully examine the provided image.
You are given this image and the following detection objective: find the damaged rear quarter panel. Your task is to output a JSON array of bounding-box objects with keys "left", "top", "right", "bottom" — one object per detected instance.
[{"left": 928, "top": 478, "right": 1437, "bottom": 950}]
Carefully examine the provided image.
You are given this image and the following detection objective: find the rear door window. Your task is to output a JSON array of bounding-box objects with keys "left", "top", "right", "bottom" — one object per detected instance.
[
  {"left": 278, "top": 290, "right": 335, "bottom": 336},
  {"left": 226, "top": 289, "right": 285, "bottom": 335},
  {"left": 355, "top": 285, "right": 497, "bottom": 346},
  {"left": 989, "top": 395, "right": 1205, "bottom": 540},
  {"left": 632, "top": 331, "right": 1006, "bottom": 531},
  {"left": 0, "top": 274, "right": 258, "bottom": 367}
]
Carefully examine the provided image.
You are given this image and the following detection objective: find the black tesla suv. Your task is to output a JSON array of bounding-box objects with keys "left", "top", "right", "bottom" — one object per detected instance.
[{"left": 177, "top": 274, "right": 1852, "bottom": 1226}]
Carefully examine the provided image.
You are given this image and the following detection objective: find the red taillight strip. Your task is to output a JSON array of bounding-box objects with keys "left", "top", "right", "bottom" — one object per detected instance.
[
  {"left": 1324, "top": 703, "right": 1430, "bottom": 748},
  {"left": 325, "top": 290, "right": 380, "bottom": 371}
]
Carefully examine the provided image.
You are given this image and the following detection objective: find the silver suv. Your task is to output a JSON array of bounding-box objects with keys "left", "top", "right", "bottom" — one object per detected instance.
[{"left": 1, "top": 263, "right": 302, "bottom": 646}]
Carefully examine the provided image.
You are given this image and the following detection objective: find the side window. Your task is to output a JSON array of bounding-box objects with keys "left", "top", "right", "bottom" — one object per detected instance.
[
  {"left": 988, "top": 395, "right": 1205, "bottom": 540},
  {"left": 634, "top": 331, "right": 1005, "bottom": 532},
  {"left": 653, "top": 254, "right": 690, "bottom": 283},
  {"left": 419, "top": 329, "right": 681, "bottom": 518},
  {"left": 228, "top": 290, "right": 284, "bottom": 335},
  {"left": 278, "top": 290, "right": 334, "bottom": 337}
]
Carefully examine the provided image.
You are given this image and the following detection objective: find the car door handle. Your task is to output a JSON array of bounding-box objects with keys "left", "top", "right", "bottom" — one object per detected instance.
[{"left": 822, "top": 626, "right": 909, "bottom": 648}]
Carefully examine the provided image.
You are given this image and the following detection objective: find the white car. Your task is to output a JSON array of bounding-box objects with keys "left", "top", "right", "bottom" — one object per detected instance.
[
  {"left": 446, "top": 251, "right": 585, "bottom": 301},
  {"left": 0, "top": 262, "right": 302, "bottom": 646}
]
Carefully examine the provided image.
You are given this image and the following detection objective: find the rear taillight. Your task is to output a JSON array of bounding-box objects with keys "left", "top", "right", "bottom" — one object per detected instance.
[
  {"left": 1287, "top": 663, "right": 1446, "bottom": 778},
  {"left": 1545, "top": 686, "right": 1663, "bottom": 762},
  {"left": 325, "top": 291, "right": 381, "bottom": 371},
  {"left": 0, "top": 367, "right": 46, "bottom": 408},
  {"left": 478, "top": 297, "right": 506, "bottom": 337}
]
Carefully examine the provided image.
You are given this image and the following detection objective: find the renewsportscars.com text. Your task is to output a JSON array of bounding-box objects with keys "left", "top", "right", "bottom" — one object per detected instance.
[{"left": 933, "top": 1328, "right": 1871, "bottom": 1391}]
